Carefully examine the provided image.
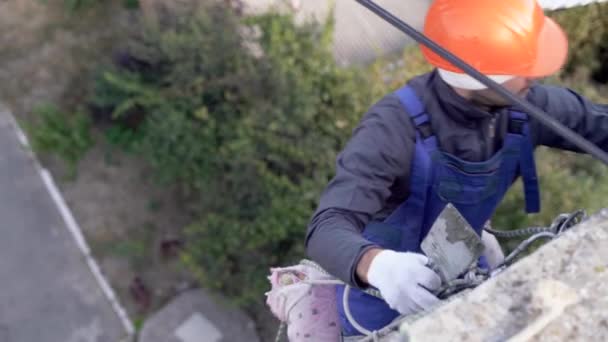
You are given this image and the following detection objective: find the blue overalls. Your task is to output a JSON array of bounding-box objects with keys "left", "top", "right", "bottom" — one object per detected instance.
[{"left": 337, "top": 85, "right": 541, "bottom": 336}]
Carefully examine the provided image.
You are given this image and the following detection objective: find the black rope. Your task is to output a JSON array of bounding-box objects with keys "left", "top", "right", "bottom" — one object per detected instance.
[
  {"left": 484, "top": 210, "right": 587, "bottom": 238},
  {"left": 499, "top": 232, "right": 556, "bottom": 267},
  {"left": 484, "top": 226, "right": 553, "bottom": 238}
]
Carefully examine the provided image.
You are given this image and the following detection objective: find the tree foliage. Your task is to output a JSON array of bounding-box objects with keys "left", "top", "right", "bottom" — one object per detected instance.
[{"left": 92, "top": 2, "right": 372, "bottom": 302}]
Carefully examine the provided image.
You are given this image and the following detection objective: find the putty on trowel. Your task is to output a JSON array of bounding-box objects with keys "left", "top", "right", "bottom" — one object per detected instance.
[{"left": 421, "top": 203, "right": 484, "bottom": 282}]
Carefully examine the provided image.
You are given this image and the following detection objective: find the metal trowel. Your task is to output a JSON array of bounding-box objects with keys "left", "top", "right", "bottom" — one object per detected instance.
[{"left": 421, "top": 204, "right": 485, "bottom": 283}]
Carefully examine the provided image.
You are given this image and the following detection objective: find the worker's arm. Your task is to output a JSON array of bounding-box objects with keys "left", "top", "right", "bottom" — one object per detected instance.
[
  {"left": 305, "top": 95, "right": 416, "bottom": 287},
  {"left": 527, "top": 85, "right": 608, "bottom": 151}
]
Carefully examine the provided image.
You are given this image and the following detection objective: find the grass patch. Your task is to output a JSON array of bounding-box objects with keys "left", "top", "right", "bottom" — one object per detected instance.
[{"left": 23, "top": 104, "right": 93, "bottom": 177}]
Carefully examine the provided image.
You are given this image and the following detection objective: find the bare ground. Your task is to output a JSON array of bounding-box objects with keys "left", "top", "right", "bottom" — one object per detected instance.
[{"left": 43, "top": 132, "right": 197, "bottom": 321}]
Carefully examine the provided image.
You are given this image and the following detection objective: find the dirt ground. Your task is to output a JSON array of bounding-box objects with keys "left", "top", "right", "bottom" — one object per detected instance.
[{"left": 42, "top": 133, "right": 196, "bottom": 323}]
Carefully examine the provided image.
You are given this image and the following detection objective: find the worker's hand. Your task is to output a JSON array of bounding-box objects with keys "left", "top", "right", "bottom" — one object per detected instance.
[{"left": 367, "top": 250, "right": 441, "bottom": 315}]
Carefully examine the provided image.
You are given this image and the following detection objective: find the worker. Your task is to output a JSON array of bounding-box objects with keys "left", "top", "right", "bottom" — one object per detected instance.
[{"left": 305, "top": 0, "right": 608, "bottom": 337}]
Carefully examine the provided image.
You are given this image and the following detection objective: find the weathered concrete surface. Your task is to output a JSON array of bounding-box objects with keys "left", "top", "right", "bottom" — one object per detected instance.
[
  {"left": 0, "top": 108, "right": 128, "bottom": 341},
  {"left": 139, "top": 289, "right": 260, "bottom": 342},
  {"left": 388, "top": 209, "right": 608, "bottom": 342}
]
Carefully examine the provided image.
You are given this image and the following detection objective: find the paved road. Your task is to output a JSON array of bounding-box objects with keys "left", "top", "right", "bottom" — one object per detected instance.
[{"left": 0, "top": 108, "right": 127, "bottom": 342}]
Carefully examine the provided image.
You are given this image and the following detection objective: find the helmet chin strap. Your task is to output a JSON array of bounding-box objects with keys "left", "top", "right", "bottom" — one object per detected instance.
[{"left": 353, "top": 0, "right": 608, "bottom": 166}]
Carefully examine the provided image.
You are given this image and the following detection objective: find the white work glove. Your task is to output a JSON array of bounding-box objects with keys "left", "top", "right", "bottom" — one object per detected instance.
[{"left": 367, "top": 250, "right": 441, "bottom": 315}]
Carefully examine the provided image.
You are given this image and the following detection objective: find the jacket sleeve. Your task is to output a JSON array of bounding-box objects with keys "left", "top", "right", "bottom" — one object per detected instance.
[
  {"left": 528, "top": 85, "right": 608, "bottom": 151},
  {"left": 305, "top": 95, "right": 415, "bottom": 287}
]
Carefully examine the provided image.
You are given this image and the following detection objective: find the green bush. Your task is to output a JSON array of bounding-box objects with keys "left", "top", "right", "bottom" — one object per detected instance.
[
  {"left": 368, "top": 45, "right": 433, "bottom": 97},
  {"left": 549, "top": 2, "right": 608, "bottom": 82},
  {"left": 182, "top": 10, "right": 372, "bottom": 303},
  {"left": 92, "top": 3, "right": 372, "bottom": 303},
  {"left": 24, "top": 104, "right": 93, "bottom": 176}
]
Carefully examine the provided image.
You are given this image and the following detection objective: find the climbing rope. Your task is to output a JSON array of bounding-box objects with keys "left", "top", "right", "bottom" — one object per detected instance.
[{"left": 483, "top": 210, "right": 586, "bottom": 239}]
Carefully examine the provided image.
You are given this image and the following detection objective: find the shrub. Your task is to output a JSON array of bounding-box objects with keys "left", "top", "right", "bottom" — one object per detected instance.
[
  {"left": 549, "top": 2, "right": 608, "bottom": 82},
  {"left": 183, "top": 10, "right": 372, "bottom": 303},
  {"left": 24, "top": 104, "right": 93, "bottom": 176},
  {"left": 92, "top": 2, "right": 372, "bottom": 303}
]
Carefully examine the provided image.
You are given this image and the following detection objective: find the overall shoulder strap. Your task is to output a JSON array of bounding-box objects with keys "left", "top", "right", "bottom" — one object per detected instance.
[
  {"left": 383, "top": 86, "right": 435, "bottom": 230},
  {"left": 507, "top": 109, "right": 529, "bottom": 135},
  {"left": 508, "top": 109, "right": 541, "bottom": 213},
  {"left": 394, "top": 86, "right": 436, "bottom": 142}
]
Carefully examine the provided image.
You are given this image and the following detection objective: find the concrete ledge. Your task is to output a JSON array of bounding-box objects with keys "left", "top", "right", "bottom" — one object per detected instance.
[{"left": 392, "top": 209, "right": 608, "bottom": 341}]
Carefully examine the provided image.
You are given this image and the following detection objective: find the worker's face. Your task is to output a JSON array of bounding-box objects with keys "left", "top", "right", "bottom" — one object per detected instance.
[{"left": 470, "top": 77, "right": 538, "bottom": 107}]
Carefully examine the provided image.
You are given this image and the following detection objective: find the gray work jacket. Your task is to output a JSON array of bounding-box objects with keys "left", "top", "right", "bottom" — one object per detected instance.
[{"left": 306, "top": 70, "right": 608, "bottom": 287}]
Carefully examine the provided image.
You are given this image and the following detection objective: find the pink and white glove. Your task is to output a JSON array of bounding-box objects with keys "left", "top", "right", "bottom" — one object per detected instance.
[{"left": 367, "top": 250, "right": 441, "bottom": 315}]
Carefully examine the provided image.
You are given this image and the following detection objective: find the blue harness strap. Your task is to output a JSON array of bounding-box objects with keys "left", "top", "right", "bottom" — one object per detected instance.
[
  {"left": 395, "top": 86, "right": 428, "bottom": 126},
  {"left": 383, "top": 86, "right": 434, "bottom": 232},
  {"left": 508, "top": 111, "right": 541, "bottom": 213}
]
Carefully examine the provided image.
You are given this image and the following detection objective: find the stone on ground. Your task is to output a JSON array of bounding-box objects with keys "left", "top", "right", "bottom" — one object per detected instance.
[{"left": 139, "top": 289, "right": 260, "bottom": 342}]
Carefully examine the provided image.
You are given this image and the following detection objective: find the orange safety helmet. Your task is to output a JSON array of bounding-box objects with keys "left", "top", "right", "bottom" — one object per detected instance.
[{"left": 421, "top": 0, "right": 568, "bottom": 88}]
